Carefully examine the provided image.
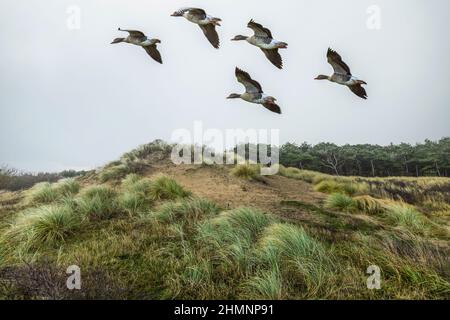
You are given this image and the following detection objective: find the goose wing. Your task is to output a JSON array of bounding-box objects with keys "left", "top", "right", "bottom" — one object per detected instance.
[
  {"left": 175, "top": 7, "right": 207, "bottom": 19},
  {"left": 143, "top": 45, "right": 162, "bottom": 64},
  {"left": 199, "top": 24, "right": 220, "bottom": 49},
  {"left": 118, "top": 28, "right": 147, "bottom": 41},
  {"left": 262, "top": 102, "right": 282, "bottom": 114},
  {"left": 261, "top": 49, "right": 283, "bottom": 69},
  {"left": 327, "top": 48, "right": 351, "bottom": 76},
  {"left": 348, "top": 84, "right": 367, "bottom": 99},
  {"left": 248, "top": 19, "right": 273, "bottom": 38},
  {"left": 235, "top": 68, "right": 263, "bottom": 94}
]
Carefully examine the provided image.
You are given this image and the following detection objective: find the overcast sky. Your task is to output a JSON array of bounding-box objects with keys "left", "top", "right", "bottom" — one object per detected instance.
[{"left": 1, "top": 0, "right": 449, "bottom": 172}]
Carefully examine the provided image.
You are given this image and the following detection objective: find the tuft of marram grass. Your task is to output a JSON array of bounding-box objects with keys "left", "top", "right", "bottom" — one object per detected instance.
[
  {"left": 26, "top": 179, "right": 81, "bottom": 205},
  {"left": 78, "top": 185, "right": 119, "bottom": 220},
  {"left": 26, "top": 182, "right": 60, "bottom": 204},
  {"left": 278, "top": 166, "right": 320, "bottom": 183},
  {"left": 314, "top": 179, "right": 366, "bottom": 196},
  {"left": 353, "top": 195, "right": 384, "bottom": 214},
  {"left": 153, "top": 198, "right": 220, "bottom": 224},
  {"left": 148, "top": 174, "right": 191, "bottom": 201},
  {"left": 99, "top": 163, "right": 130, "bottom": 183},
  {"left": 257, "top": 223, "right": 333, "bottom": 296},
  {"left": 243, "top": 268, "right": 284, "bottom": 300},
  {"left": 385, "top": 204, "right": 427, "bottom": 232},
  {"left": 121, "top": 173, "right": 142, "bottom": 188},
  {"left": 325, "top": 193, "right": 356, "bottom": 212},
  {"left": 2, "top": 204, "right": 82, "bottom": 249},
  {"left": 119, "top": 191, "right": 151, "bottom": 217},
  {"left": 231, "top": 164, "right": 260, "bottom": 180},
  {"left": 196, "top": 208, "right": 273, "bottom": 273},
  {"left": 54, "top": 178, "right": 80, "bottom": 197}
]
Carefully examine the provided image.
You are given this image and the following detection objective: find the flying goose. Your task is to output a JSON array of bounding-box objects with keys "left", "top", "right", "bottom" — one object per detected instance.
[
  {"left": 315, "top": 48, "right": 367, "bottom": 99},
  {"left": 171, "top": 8, "right": 221, "bottom": 49},
  {"left": 111, "top": 28, "right": 162, "bottom": 64},
  {"left": 232, "top": 20, "right": 288, "bottom": 69},
  {"left": 227, "top": 67, "right": 281, "bottom": 114}
]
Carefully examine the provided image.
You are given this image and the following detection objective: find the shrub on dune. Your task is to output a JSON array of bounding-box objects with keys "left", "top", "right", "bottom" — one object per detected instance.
[
  {"left": 385, "top": 204, "right": 427, "bottom": 232},
  {"left": 223, "top": 208, "right": 273, "bottom": 237},
  {"left": 148, "top": 174, "right": 191, "bottom": 201},
  {"left": 54, "top": 178, "right": 80, "bottom": 197},
  {"left": 27, "top": 182, "right": 60, "bottom": 204},
  {"left": 121, "top": 174, "right": 142, "bottom": 189},
  {"left": 243, "top": 268, "right": 284, "bottom": 300},
  {"left": 3, "top": 204, "right": 81, "bottom": 249},
  {"left": 314, "top": 180, "right": 364, "bottom": 196},
  {"left": 231, "top": 164, "right": 260, "bottom": 180},
  {"left": 314, "top": 180, "right": 343, "bottom": 194},
  {"left": 153, "top": 198, "right": 219, "bottom": 224},
  {"left": 99, "top": 164, "right": 130, "bottom": 183},
  {"left": 119, "top": 191, "right": 151, "bottom": 217},
  {"left": 325, "top": 193, "right": 356, "bottom": 212},
  {"left": 353, "top": 195, "right": 384, "bottom": 214},
  {"left": 78, "top": 185, "right": 119, "bottom": 220},
  {"left": 26, "top": 179, "right": 81, "bottom": 205},
  {"left": 257, "top": 223, "right": 332, "bottom": 295}
]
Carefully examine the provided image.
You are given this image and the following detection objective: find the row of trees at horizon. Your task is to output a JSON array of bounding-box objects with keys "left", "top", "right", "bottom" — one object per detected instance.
[{"left": 278, "top": 137, "right": 450, "bottom": 177}]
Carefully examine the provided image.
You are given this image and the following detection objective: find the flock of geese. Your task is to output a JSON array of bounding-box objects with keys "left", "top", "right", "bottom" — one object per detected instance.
[{"left": 111, "top": 7, "right": 368, "bottom": 115}]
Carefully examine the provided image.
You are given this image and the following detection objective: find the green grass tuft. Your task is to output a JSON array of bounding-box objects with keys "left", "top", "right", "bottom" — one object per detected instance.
[
  {"left": 385, "top": 204, "right": 427, "bottom": 232},
  {"left": 153, "top": 198, "right": 220, "bottom": 225},
  {"left": 2, "top": 204, "right": 81, "bottom": 249},
  {"left": 243, "top": 268, "right": 284, "bottom": 300},
  {"left": 78, "top": 185, "right": 119, "bottom": 220},
  {"left": 148, "top": 174, "right": 191, "bottom": 201},
  {"left": 258, "top": 223, "right": 333, "bottom": 296},
  {"left": 325, "top": 193, "right": 356, "bottom": 212},
  {"left": 231, "top": 164, "right": 261, "bottom": 180}
]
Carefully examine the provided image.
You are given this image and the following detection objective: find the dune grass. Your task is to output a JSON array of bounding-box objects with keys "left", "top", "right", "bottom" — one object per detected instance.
[
  {"left": 148, "top": 174, "right": 191, "bottom": 201},
  {"left": 1, "top": 164, "right": 449, "bottom": 300},
  {"left": 243, "top": 268, "right": 284, "bottom": 300},
  {"left": 384, "top": 204, "right": 428, "bottom": 232},
  {"left": 325, "top": 193, "right": 356, "bottom": 212},
  {"left": 257, "top": 223, "right": 333, "bottom": 297},
  {"left": 153, "top": 198, "right": 220, "bottom": 226},
  {"left": 26, "top": 179, "right": 81, "bottom": 205},
  {"left": 353, "top": 195, "right": 385, "bottom": 215},
  {"left": 314, "top": 180, "right": 365, "bottom": 196},
  {"left": 2, "top": 204, "right": 82, "bottom": 250},
  {"left": 78, "top": 185, "right": 119, "bottom": 220},
  {"left": 231, "top": 164, "right": 261, "bottom": 181}
]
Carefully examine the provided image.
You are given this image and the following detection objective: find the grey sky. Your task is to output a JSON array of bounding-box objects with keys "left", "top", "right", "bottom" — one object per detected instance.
[{"left": 1, "top": 0, "right": 449, "bottom": 172}]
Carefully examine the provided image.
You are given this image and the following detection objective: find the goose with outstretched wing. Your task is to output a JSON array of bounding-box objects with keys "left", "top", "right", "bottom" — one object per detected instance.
[
  {"left": 171, "top": 8, "right": 221, "bottom": 49},
  {"left": 231, "top": 19, "right": 288, "bottom": 69},
  {"left": 315, "top": 48, "right": 367, "bottom": 99},
  {"left": 227, "top": 67, "right": 281, "bottom": 114},
  {"left": 111, "top": 28, "right": 162, "bottom": 64}
]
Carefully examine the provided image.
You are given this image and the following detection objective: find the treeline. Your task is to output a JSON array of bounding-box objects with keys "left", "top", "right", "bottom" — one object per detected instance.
[
  {"left": 279, "top": 138, "right": 450, "bottom": 177},
  {"left": 0, "top": 166, "right": 88, "bottom": 191}
]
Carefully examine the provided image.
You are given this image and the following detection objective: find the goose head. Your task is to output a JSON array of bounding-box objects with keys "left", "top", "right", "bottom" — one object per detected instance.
[
  {"left": 227, "top": 93, "right": 241, "bottom": 99},
  {"left": 314, "top": 75, "right": 330, "bottom": 80},
  {"left": 111, "top": 38, "right": 125, "bottom": 44},
  {"left": 231, "top": 35, "right": 248, "bottom": 41}
]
